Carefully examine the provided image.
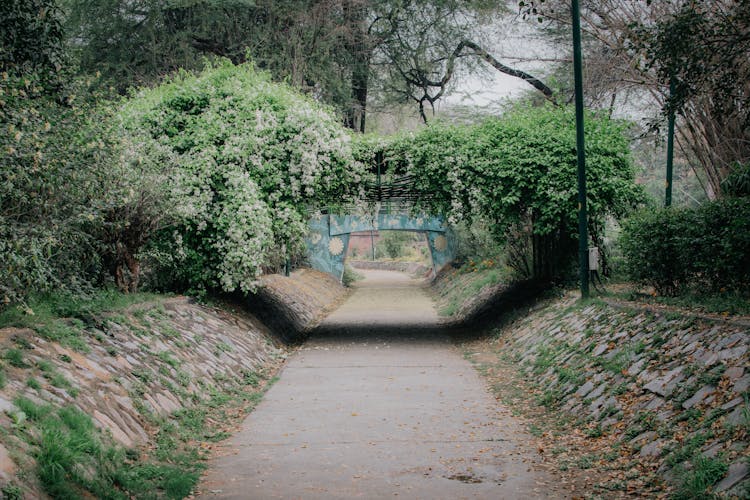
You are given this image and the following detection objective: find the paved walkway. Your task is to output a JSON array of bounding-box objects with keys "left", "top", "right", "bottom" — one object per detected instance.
[{"left": 198, "top": 270, "right": 559, "bottom": 499}]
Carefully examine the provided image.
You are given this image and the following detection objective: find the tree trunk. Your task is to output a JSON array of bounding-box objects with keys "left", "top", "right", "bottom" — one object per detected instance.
[
  {"left": 343, "top": 0, "right": 370, "bottom": 133},
  {"left": 115, "top": 244, "right": 141, "bottom": 293}
]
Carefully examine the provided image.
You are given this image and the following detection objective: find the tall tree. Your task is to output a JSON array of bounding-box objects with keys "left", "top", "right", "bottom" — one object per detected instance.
[
  {"left": 1, "top": 0, "right": 67, "bottom": 83},
  {"left": 518, "top": 0, "right": 750, "bottom": 198},
  {"left": 64, "top": 0, "right": 553, "bottom": 129}
]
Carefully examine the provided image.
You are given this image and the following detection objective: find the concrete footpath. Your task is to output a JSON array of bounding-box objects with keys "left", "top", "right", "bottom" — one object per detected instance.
[{"left": 197, "top": 270, "right": 560, "bottom": 499}]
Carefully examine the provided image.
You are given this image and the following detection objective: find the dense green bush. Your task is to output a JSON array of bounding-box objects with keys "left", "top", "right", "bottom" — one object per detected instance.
[
  {"left": 376, "top": 231, "right": 417, "bottom": 259},
  {"left": 0, "top": 66, "right": 169, "bottom": 300},
  {"left": 117, "top": 61, "right": 367, "bottom": 294},
  {"left": 0, "top": 70, "right": 112, "bottom": 304},
  {"left": 354, "top": 104, "right": 644, "bottom": 279},
  {"left": 621, "top": 198, "right": 750, "bottom": 295}
]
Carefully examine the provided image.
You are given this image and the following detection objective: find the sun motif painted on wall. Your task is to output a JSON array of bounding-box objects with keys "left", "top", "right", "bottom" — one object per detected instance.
[
  {"left": 433, "top": 235, "right": 448, "bottom": 252},
  {"left": 328, "top": 237, "right": 344, "bottom": 256}
]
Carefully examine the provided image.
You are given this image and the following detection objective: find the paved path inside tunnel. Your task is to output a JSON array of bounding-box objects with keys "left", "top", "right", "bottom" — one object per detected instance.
[{"left": 198, "top": 269, "right": 561, "bottom": 499}]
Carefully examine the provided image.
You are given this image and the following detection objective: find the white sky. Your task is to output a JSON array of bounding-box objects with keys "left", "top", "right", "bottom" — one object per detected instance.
[{"left": 439, "top": 14, "right": 562, "bottom": 111}]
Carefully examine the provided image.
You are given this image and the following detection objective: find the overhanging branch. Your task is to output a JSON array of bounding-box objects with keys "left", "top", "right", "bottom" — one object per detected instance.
[
  {"left": 458, "top": 40, "right": 556, "bottom": 102},
  {"left": 412, "top": 39, "right": 557, "bottom": 116}
]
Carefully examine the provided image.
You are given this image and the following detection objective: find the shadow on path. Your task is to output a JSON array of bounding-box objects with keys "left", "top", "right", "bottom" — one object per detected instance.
[{"left": 198, "top": 269, "right": 562, "bottom": 499}]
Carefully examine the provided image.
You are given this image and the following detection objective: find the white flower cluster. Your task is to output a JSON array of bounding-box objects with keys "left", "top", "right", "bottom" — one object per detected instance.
[
  {"left": 213, "top": 169, "right": 272, "bottom": 292},
  {"left": 117, "top": 62, "right": 368, "bottom": 292}
]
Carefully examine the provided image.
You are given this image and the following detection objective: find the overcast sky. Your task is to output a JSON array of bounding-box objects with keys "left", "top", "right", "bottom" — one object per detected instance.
[{"left": 439, "top": 14, "right": 562, "bottom": 111}]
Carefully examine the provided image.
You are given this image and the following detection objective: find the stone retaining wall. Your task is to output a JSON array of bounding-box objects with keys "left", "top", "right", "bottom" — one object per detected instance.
[
  {"left": 0, "top": 268, "right": 347, "bottom": 494},
  {"left": 492, "top": 293, "right": 749, "bottom": 496},
  {"left": 250, "top": 268, "right": 349, "bottom": 343},
  {"left": 0, "top": 297, "right": 286, "bottom": 491}
]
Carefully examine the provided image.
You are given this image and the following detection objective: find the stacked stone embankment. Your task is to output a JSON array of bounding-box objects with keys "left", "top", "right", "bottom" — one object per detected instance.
[
  {"left": 253, "top": 268, "right": 349, "bottom": 342},
  {"left": 491, "top": 293, "right": 749, "bottom": 496},
  {"left": 0, "top": 298, "right": 284, "bottom": 489},
  {"left": 0, "top": 267, "right": 347, "bottom": 495}
]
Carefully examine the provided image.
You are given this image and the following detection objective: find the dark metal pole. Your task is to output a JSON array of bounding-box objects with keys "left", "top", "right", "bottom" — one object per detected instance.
[
  {"left": 665, "top": 77, "right": 676, "bottom": 207},
  {"left": 572, "top": 0, "right": 590, "bottom": 299}
]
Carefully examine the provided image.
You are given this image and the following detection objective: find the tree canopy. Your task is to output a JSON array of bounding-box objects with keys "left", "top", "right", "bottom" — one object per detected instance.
[
  {"left": 62, "top": 0, "right": 554, "bottom": 130},
  {"left": 518, "top": 0, "right": 750, "bottom": 199}
]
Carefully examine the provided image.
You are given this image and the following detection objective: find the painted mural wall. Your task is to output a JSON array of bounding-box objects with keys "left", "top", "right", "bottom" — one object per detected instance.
[{"left": 305, "top": 213, "right": 455, "bottom": 281}]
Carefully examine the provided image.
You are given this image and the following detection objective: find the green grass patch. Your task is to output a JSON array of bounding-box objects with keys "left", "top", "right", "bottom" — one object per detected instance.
[
  {"left": 0, "top": 483, "right": 23, "bottom": 499},
  {"left": 11, "top": 397, "right": 203, "bottom": 499},
  {"left": 584, "top": 424, "right": 604, "bottom": 438},
  {"left": 536, "top": 388, "right": 564, "bottom": 408},
  {"left": 158, "top": 323, "right": 181, "bottom": 339},
  {"left": 241, "top": 370, "right": 261, "bottom": 387},
  {"left": 671, "top": 455, "right": 728, "bottom": 500},
  {"left": 157, "top": 351, "right": 181, "bottom": 368},
  {"left": 213, "top": 341, "right": 233, "bottom": 356},
  {"left": 436, "top": 266, "right": 509, "bottom": 317},
  {"left": 4, "top": 348, "right": 29, "bottom": 368},
  {"left": 528, "top": 424, "right": 543, "bottom": 437},
  {"left": 0, "top": 290, "right": 165, "bottom": 330},
  {"left": 611, "top": 288, "right": 750, "bottom": 316},
  {"left": 666, "top": 432, "right": 712, "bottom": 467},
  {"left": 555, "top": 365, "right": 584, "bottom": 386},
  {"left": 49, "top": 372, "right": 76, "bottom": 393},
  {"left": 36, "top": 360, "right": 54, "bottom": 373},
  {"left": 33, "top": 323, "right": 90, "bottom": 353},
  {"left": 131, "top": 368, "right": 153, "bottom": 384}
]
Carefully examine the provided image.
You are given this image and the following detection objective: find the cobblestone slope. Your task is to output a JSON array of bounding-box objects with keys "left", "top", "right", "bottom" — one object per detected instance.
[
  {"left": 252, "top": 268, "right": 349, "bottom": 342},
  {"left": 488, "top": 293, "right": 749, "bottom": 497},
  {"left": 0, "top": 268, "right": 347, "bottom": 496}
]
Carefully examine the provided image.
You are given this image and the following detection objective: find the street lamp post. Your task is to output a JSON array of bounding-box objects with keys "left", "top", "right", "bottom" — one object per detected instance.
[{"left": 571, "top": 0, "right": 590, "bottom": 299}]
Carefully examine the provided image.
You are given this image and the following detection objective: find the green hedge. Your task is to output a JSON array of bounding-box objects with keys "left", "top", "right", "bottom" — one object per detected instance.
[
  {"left": 620, "top": 198, "right": 750, "bottom": 295},
  {"left": 353, "top": 104, "right": 644, "bottom": 280}
]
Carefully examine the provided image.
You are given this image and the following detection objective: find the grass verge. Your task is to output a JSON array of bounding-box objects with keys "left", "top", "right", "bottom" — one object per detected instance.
[{"left": 9, "top": 366, "right": 278, "bottom": 499}]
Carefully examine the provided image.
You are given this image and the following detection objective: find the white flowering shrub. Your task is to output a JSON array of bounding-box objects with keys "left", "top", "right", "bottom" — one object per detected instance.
[{"left": 117, "top": 61, "right": 366, "bottom": 293}]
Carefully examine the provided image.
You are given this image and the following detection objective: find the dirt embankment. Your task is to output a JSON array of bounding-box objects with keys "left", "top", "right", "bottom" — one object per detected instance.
[
  {"left": 430, "top": 265, "right": 547, "bottom": 327},
  {"left": 0, "top": 268, "right": 346, "bottom": 497},
  {"left": 448, "top": 278, "right": 749, "bottom": 498}
]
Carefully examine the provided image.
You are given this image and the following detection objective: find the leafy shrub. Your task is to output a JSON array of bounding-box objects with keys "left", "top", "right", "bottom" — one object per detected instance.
[
  {"left": 621, "top": 198, "right": 750, "bottom": 295},
  {"left": 341, "top": 265, "right": 363, "bottom": 288},
  {"left": 722, "top": 162, "right": 750, "bottom": 197},
  {"left": 376, "top": 231, "right": 417, "bottom": 259},
  {"left": 0, "top": 71, "right": 109, "bottom": 305},
  {"left": 118, "top": 61, "right": 367, "bottom": 294},
  {"left": 354, "top": 104, "right": 643, "bottom": 279}
]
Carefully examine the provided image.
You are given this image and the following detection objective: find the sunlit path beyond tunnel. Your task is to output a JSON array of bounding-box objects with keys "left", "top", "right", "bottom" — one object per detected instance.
[{"left": 198, "top": 269, "right": 562, "bottom": 499}]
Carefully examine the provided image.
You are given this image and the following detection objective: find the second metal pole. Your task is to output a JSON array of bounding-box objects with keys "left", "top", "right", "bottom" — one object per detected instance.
[{"left": 665, "top": 77, "right": 676, "bottom": 207}]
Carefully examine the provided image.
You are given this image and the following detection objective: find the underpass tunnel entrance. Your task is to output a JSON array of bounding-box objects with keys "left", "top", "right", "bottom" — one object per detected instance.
[
  {"left": 305, "top": 212, "right": 456, "bottom": 282},
  {"left": 347, "top": 230, "right": 432, "bottom": 268}
]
